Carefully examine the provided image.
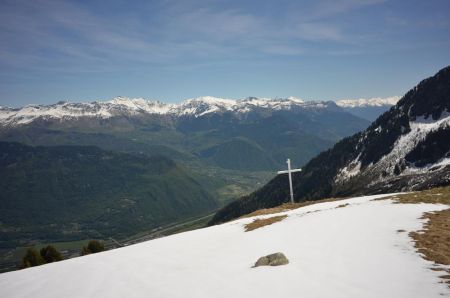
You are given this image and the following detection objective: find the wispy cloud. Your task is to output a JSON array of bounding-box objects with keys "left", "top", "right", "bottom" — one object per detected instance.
[
  {"left": 289, "top": 0, "right": 387, "bottom": 22},
  {"left": 0, "top": 0, "right": 388, "bottom": 72},
  {"left": 2, "top": 0, "right": 447, "bottom": 77}
]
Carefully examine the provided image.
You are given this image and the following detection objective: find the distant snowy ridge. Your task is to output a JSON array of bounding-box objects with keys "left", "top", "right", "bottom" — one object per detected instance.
[
  {"left": 335, "top": 96, "right": 400, "bottom": 108},
  {"left": 0, "top": 97, "right": 175, "bottom": 125},
  {"left": 0, "top": 96, "right": 336, "bottom": 126}
]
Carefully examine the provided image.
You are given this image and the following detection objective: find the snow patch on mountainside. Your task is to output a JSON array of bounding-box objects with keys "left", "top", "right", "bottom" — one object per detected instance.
[
  {"left": 407, "top": 157, "right": 450, "bottom": 174},
  {"left": 335, "top": 110, "right": 450, "bottom": 184},
  {"left": 1, "top": 194, "right": 448, "bottom": 298},
  {"left": 335, "top": 156, "right": 362, "bottom": 183},
  {"left": 336, "top": 96, "right": 400, "bottom": 108},
  {"left": 371, "top": 111, "right": 449, "bottom": 176}
]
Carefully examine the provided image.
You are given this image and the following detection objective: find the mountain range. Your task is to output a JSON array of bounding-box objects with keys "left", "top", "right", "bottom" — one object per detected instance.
[
  {"left": 210, "top": 66, "right": 450, "bottom": 225},
  {"left": 0, "top": 96, "right": 398, "bottom": 172},
  {"left": 0, "top": 96, "right": 396, "bottom": 125},
  {"left": 0, "top": 87, "right": 403, "bottom": 270},
  {"left": 0, "top": 96, "right": 372, "bottom": 201},
  {"left": 0, "top": 94, "right": 376, "bottom": 269}
]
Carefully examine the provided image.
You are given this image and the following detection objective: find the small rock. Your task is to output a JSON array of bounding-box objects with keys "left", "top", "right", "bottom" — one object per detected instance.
[{"left": 253, "top": 252, "right": 289, "bottom": 267}]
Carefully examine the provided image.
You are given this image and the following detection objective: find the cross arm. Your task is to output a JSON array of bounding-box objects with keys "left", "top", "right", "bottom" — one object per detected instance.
[{"left": 277, "top": 168, "right": 302, "bottom": 174}]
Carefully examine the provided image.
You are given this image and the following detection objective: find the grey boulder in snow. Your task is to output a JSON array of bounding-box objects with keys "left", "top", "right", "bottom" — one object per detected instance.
[{"left": 253, "top": 252, "right": 289, "bottom": 267}]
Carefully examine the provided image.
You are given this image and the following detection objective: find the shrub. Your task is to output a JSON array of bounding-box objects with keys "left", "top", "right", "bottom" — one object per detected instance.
[
  {"left": 21, "top": 248, "right": 45, "bottom": 268},
  {"left": 40, "top": 245, "right": 63, "bottom": 263},
  {"left": 81, "top": 240, "right": 105, "bottom": 256}
]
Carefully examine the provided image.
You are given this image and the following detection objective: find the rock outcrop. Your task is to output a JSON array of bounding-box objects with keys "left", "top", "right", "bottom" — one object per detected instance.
[{"left": 253, "top": 252, "right": 289, "bottom": 267}]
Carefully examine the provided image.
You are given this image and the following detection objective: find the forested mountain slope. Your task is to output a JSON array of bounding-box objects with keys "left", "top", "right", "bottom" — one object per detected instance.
[{"left": 0, "top": 142, "right": 217, "bottom": 248}]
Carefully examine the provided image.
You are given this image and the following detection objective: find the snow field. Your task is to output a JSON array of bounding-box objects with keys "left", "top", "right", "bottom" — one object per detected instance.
[{"left": 1, "top": 193, "right": 449, "bottom": 298}]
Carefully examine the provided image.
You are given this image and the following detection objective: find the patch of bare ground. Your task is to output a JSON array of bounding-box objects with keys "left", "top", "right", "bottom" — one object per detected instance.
[
  {"left": 241, "top": 197, "right": 345, "bottom": 219},
  {"left": 379, "top": 186, "right": 450, "bottom": 205},
  {"left": 244, "top": 215, "right": 288, "bottom": 232},
  {"left": 410, "top": 209, "right": 450, "bottom": 287},
  {"left": 336, "top": 203, "right": 349, "bottom": 208},
  {"left": 383, "top": 186, "right": 450, "bottom": 287}
]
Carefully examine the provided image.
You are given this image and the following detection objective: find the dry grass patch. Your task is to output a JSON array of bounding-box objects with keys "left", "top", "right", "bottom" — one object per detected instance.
[
  {"left": 244, "top": 215, "right": 288, "bottom": 232},
  {"left": 241, "top": 197, "right": 345, "bottom": 219},
  {"left": 336, "top": 203, "right": 349, "bottom": 208},
  {"left": 382, "top": 186, "right": 450, "bottom": 287},
  {"left": 382, "top": 186, "right": 450, "bottom": 205},
  {"left": 410, "top": 208, "right": 450, "bottom": 286}
]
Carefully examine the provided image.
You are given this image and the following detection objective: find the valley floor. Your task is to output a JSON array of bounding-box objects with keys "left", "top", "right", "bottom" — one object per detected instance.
[{"left": 1, "top": 193, "right": 449, "bottom": 298}]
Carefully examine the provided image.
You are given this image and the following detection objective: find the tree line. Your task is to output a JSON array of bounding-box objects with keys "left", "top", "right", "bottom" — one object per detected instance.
[{"left": 20, "top": 240, "right": 105, "bottom": 269}]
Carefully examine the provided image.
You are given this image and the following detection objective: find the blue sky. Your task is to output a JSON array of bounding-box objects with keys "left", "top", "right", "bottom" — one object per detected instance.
[{"left": 1, "top": 0, "right": 449, "bottom": 107}]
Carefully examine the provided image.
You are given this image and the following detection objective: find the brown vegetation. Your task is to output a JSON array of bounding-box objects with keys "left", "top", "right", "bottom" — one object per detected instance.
[
  {"left": 244, "top": 215, "right": 287, "bottom": 232},
  {"left": 410, "top": 209, "right": 450, "bottom": 286},
  {"left": 382, "top": 186, "right": 450, "bottom": 205},
  {"left": 241, "top": 197, "right": 344, "bottom": 219},
  {"left": 384, "top": 186, "right": 450, "bottom": 287},
  {"left": 81, "top": 240, "right": 105, "bottom": 256}
]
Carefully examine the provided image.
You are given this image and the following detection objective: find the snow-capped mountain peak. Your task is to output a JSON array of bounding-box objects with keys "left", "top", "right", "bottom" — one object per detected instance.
[
  {"left": 175, "top": 96, "right": 237, "bottom": 116},
  {"left": 335, "top": 96, "right": 400, "bottom": 108},
  {"left": 106, "top": 96, "right": 174, "bottom": 114},
  {"left": 183, "top": 96, "right": 237, "bottom": 105},
  {"left": 287, "top": 96, "right": 305, "bottom": 103}
]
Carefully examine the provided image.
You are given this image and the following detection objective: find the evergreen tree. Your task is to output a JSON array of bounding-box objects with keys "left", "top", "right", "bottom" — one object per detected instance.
[
  {"left": 40, "top": 245, "right": 63, "bottom": 263},
  {"left": 81, "top": 240, "right": 105, "bottom": 256},
  {"left": 21, "top": 248, "right": 44, "bottom": 268}
]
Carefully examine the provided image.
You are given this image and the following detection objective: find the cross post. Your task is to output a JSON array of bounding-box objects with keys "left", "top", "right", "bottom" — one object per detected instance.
[{"left": 277, "top": 158, "right": 302, "bottom": 204}]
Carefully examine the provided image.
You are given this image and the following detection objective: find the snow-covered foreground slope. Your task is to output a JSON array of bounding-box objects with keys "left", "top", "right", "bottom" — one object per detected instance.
[{"left": 1, "top": 194, "right": 449, "bottom": 298}]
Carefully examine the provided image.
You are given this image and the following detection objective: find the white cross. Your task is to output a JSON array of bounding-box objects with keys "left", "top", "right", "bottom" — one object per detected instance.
[{"left": 277, "top": 158, "right": 302, "bottom": 204}]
